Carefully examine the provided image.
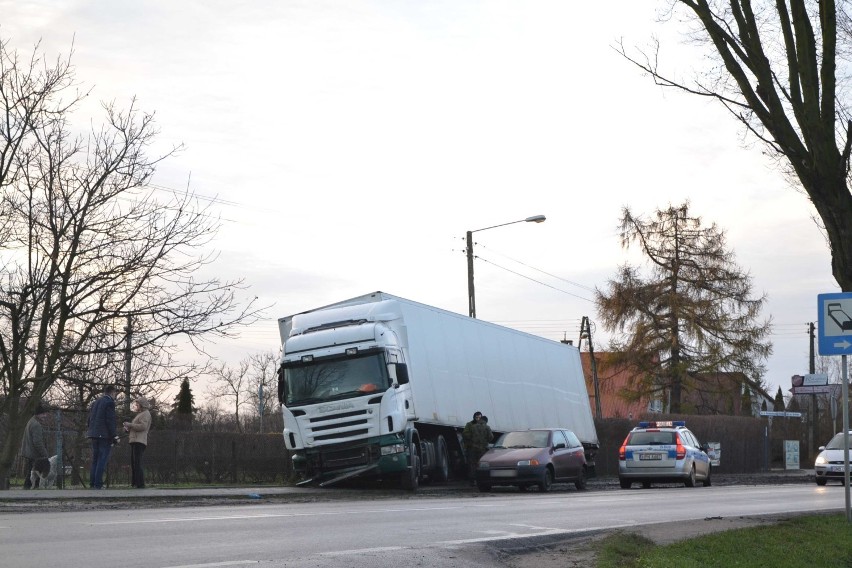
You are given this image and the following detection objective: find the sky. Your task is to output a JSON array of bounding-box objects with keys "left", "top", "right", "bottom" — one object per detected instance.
[{"left": 0, "top": 0, "right": 840, "bottom": 403}]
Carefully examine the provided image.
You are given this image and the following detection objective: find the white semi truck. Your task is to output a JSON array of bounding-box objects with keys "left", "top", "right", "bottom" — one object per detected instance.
[{"left": 276, "top": 292, "right": 599, "bottom": 489}]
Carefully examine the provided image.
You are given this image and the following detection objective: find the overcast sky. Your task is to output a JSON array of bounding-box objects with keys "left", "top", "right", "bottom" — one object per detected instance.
[{"left": 1, "top": 0, "right": 840, "bottom": 402}]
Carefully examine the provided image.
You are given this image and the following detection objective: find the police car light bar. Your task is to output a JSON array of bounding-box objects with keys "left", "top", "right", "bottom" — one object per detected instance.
[{"left": 637, "top": 421, "right": 686, "bottom": 428}]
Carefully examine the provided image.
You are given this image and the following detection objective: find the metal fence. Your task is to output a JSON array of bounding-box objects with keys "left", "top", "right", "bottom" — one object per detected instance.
[{"left": 7, "top": 412, "right": 809, "bottom": 487}]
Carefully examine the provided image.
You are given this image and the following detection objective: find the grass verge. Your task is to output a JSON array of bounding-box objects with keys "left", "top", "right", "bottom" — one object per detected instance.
[{"left": 595, "top": 514, "right": 852, "bottom": 568}]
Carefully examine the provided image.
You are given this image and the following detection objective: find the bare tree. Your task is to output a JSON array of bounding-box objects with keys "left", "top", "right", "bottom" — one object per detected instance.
[
  {"left": 596, "top": 202, "right": 772, "bottom": 412},
  {"left": 246, "top": 350, "right": 279, "bottom": 433},
  {"left": 0, "top": 38, "right": 261, "bottom": 489},
  {"left": 619, "top": 1, "right": 852, "bottom": 291},
  {"left": 208, "top": 360, "right": 251, "bottom": 433}
]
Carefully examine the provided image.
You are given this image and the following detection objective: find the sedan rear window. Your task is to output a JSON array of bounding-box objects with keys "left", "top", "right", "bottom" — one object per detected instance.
[{"left": 628, "top": 431, "right": 676, "bottom": 445}]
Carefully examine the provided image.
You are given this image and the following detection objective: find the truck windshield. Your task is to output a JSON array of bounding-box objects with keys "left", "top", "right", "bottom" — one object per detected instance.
[{"left": 283, "top": 352, "right": 390, "bottom": 406}]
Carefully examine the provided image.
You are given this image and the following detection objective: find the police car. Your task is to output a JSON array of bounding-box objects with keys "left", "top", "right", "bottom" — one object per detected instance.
[{"left": 618, "top": 421, "right": 711, "bottom": 489}]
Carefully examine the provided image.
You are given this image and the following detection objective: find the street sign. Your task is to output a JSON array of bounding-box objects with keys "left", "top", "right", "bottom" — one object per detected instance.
[
  {"left": 759, "top": 411, "right": 803, "bottom": 418},
  {"left": 818, "top": 293, "right": 852, "bottom": 355},
  {"left": 790, "top": 385, "right": 842, "bottom": 396}
]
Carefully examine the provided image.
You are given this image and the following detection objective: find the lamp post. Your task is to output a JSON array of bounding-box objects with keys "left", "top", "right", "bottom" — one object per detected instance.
[{"left": 466, "top": 214, "right": 546, "bottom": 318}]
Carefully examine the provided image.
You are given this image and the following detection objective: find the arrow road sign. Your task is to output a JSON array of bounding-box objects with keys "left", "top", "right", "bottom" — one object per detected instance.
[{"left": 818, "top": 293, "right": 852, "bottom": 356}]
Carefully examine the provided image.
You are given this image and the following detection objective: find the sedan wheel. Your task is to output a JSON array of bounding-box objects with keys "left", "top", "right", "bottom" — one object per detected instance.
[{"left": 538, "top": 468, "right": 553, "bottom": 492}]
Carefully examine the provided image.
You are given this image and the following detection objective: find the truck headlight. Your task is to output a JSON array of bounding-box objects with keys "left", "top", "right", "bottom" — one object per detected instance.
[{"left": 381, "top": 443, "right": 406, "bottom": 456}]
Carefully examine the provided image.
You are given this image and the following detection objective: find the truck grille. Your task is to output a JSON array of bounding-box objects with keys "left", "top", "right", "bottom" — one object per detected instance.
[
  {"left": 308, "top": 440, "right": 380, "bottom": 470},
  {"left": 304, "top": 409, "right": 372, "bottom": 443}
]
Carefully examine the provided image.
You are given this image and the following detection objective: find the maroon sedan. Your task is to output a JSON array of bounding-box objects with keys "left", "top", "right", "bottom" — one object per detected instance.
[{"left": 475, "top": 428, "right": 588, "bottom": 492}]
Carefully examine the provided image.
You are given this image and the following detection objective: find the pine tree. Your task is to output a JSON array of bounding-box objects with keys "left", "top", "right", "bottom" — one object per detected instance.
[
  {"left": 596, "top": 202, "right": 772, "bottom": 413},
  {"left": 172, "top": 378, "right": 196, "bottom": 429},
  {"left": 741, "top": 387, "right": 753, "bottom": 417},
  {"left": 774, "top": 386, "right": 786, "bottom": 412}
]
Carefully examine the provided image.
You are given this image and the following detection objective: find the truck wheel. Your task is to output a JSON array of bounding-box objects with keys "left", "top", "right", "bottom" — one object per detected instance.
[
  {"left": 538, "top": 468, "right": 553, "bottom": 492},
  {"left": 401, "top": 448, "right": 420, "bottom": 491},
  {"left": 574, "top": 466, "right": 587, "bottom": 491},
  {"left": 434, "top": 436, "right": 450, "bottom": 483}
]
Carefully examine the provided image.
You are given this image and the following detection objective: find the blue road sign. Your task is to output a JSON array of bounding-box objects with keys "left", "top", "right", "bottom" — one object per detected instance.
[{"left": 818, "top": 292, "right": 852, "bottom": 355}]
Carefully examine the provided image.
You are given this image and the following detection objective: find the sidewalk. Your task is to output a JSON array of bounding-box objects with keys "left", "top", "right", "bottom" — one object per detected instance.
[{"left": 0, "top": 470, "right": 815, "bottom": 503}]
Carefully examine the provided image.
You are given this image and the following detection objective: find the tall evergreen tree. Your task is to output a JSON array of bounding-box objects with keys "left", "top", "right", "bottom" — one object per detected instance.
[
  {"left": 173, "top": 378, "right": 196, "bottom": 429},
  {"left": 741, "top": 387, "right": 753, "bottom": 417},
  {"left": 774, "top": 386, "right": 786, "bottom": 412},
  {"left": 596, "top": 202, "right": 772, "bottom": 413}
]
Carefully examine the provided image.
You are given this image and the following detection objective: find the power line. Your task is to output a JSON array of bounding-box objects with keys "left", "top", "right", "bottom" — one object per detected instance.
[
  {"left": 476, "top": 256, "right": 594, "bottom": 302},
  {"left": 477, "top": 242, "right": 597, "bottom": 293}
]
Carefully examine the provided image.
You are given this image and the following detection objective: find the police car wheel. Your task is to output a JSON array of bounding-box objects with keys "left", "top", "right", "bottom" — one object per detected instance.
[
  {"left": 619, "top": 478, "right": 631, "bottom": 489},
  {"left": 685, "top": 465, "right": 697, "bottom": 488}
]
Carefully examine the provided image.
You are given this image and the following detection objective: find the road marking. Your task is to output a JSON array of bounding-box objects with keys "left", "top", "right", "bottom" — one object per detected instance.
[
  {"left": 438, "top": 523, "right": 639, "bottom": 545},
  {"left": 87, "top": 505, "right": 462, "bottom": 525},
  {"left": 164, "top": 562, "right": 258, "bottom": 568},
  {"left": 321, "top": 546, "right": 405, "bottom": 556}
]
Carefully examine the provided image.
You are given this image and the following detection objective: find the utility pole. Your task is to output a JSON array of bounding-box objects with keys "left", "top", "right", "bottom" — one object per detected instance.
[
  {"left": 579, "top": 316, "right": 602, "bottom": 420},
  {"left": 124, "top": 315, "right": 133, "bottom": 416},
  {"left": 808, "top": 322, "right": 816, "bottom": 461}
]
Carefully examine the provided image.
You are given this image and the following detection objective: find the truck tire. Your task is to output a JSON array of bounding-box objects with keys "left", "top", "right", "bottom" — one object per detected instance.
[
  {"left": 574, "top": 466, "right": 587, "bottom": 491},
  {"left": 401, "top": 448, "right": 420, "bottom": 491},
  {"left": 434, "top": 436, "right": 450, "bottom": 483}
]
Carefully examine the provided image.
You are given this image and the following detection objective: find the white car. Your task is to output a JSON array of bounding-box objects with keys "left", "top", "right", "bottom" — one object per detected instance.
[{"left": 814, "top": 431, "right": 852, "bottom": 486}]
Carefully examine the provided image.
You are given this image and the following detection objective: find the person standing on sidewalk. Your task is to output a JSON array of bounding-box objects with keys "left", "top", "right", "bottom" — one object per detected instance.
[
  {"left": 87, "top": 385, "right": 118, "bottom": 489},
  {"left": 123, "top": 396, "right": 152, "bottom": 488},
  {"left": 21, "top": 404, "right": 49, "bottom": 489}
]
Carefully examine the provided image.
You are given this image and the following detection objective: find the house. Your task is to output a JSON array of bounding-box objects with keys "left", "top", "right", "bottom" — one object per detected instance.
[{"left": 581, "top": 352, "right": 774, "bottom": 418}]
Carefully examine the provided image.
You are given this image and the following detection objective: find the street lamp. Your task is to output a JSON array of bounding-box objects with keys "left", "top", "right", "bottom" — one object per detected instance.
[{"left": 466, "top": 215, "right": 546, "bottom": 318}]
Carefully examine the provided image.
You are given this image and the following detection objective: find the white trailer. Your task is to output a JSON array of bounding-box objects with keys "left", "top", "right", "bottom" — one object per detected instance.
[{"left": 277, "top": 291, "right": 598, "bottom": 489}]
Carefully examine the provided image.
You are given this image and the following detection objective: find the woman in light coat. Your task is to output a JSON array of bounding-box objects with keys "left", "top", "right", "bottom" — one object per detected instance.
[{"left": 123, "top": 397, "right": 152, "bottom": 489}]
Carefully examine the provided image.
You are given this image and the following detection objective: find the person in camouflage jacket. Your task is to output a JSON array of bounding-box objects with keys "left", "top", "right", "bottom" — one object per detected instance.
[{"left": 462, "top": 411, "right": 492, "bottom": 482}]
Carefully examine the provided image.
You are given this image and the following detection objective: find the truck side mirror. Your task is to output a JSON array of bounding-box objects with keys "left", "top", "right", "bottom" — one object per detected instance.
[
  {"left": 396, "top": 363, "right": 410, "bottom": 385},
  {"left": 277, "top": 365, "right": 287, "bottom": 404}
]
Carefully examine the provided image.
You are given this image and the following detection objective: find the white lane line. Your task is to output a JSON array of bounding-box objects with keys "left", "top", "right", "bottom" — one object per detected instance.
[
  {"left": 164, "top": 562, "right": 258, "bottom": 568},
  {"left": 87, "top": 505, "right": 462, "bottom": 526},
  {"left": 438, "top": 522, "right": 640, "bottom": 545},
  {"left": 321, "top": 546, "right": 405, "bottom": 556}
]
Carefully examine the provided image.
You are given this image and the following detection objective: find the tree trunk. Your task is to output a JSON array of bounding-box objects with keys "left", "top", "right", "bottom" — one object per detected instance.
[{"left": 0, "top": 403, "right": 24, "bottom": 490}]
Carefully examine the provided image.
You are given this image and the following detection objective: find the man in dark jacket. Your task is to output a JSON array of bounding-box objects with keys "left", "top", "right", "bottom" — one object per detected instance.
[
  {"left": 87, "top": 385, "right": 118, "bottom": 489},
  {"left": 22, "top": 404, "right": 49, "bottom": 489},
  {"left": 462, "top": 411, "right": 492, "bottom": 484}
]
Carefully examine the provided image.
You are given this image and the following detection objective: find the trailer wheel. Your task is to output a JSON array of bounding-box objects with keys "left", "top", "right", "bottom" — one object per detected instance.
[
  {"left": 574, "top": 466, "right": 587, "bottom": 491},
  {"left": 434, "top": 436, "right": 450, "bottom": 483}
]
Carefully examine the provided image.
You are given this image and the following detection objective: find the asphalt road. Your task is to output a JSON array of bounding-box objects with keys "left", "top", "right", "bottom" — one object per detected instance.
[{"left": 0, "top": 479, "right": 846, "bottom": 568}]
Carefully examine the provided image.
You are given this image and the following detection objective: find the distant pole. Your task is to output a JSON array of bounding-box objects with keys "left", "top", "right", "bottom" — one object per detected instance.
[
  {"left": 466, "top": 231, "right": 476, "bottom": 318},
  {"left": 124, "top": 315, "right": 132, "bottom": 416},
  {"left": 258, "top": 383, "right": 264, "bottom": 434},
  {"left": 809, "top": 322, "right": 816, "bottom": 461},
  {"left": 842, "top": 355, "right": 850, "bottom": 522}
]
